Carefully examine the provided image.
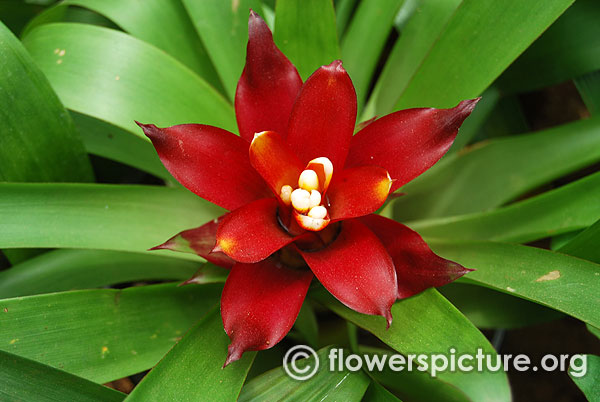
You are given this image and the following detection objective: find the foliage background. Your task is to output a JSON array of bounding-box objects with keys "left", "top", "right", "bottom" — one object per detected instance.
[{"left": 0, "top": 0, "right": 599, "bottom": 400}]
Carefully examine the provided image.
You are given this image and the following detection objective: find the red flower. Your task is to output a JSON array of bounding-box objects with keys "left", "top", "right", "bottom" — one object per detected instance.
[{"left": 138, "top": 11, "right": 477, "bottom": 366}]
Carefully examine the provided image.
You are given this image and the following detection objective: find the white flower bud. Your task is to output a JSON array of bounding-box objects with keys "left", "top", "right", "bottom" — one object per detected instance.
[
  {"left": 298, "top": 169, "right": 319, "bottom": 191},
  {"left": 308, "top": 205, "right": 327, "bottom": 219},
  {"left": 308, "top": 190, "right": 321, "bottom": 208},
  {"left": 280, "top": 185, "right": 293, "bottom": 205},
  {"left": 291, "top": 188, "right": 311, "bottom": 213}
]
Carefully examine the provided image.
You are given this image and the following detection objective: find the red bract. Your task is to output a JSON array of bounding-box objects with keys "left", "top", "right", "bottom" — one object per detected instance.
[{"left": 138, "top": 11, "right": 478, "bottom": 366}]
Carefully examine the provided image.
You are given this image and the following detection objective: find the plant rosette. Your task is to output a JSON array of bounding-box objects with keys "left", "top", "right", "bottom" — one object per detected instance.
[{"left": 137, "top": 11, "right": 478, "bottom": 366}]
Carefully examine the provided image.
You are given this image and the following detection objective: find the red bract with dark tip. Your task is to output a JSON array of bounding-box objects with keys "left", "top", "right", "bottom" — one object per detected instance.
[{"left": 139, "top": 11, "right": 479, "bottom": 366}]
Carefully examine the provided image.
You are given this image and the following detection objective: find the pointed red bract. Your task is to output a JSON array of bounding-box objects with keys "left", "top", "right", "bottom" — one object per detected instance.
[
  {"left": 139, "top": 123, "right": 270, "bottom": 211},
  {"left": 215, "top": 198, "right": 298, "bottom": 263},
  {"left": 222, "top": 259, "right": 313, "bottom": 366},
  {"left": 143, "top": 11, "right": 478, "bottom": 361},
  {"left": 346, "top": 99, "right": 480, "bottom": 192},
  {"left": 249, "top": 131, "right": 304, "bottom": 199},
  {"left": 360, "top": 214, "right": 473, "bottom": 299},
  {"left": 286, "top": 61, "right": 357, "bottom": 169},
  {"left": 235, "top": 11, "right": 303, "bottom": 142},
  {"left": 327, "top": 166, "right": 392, "bottom": 221},
  {"left": 150, "top": 216, "right": 235, "bottom": 268},
  {"left": 298, "top": 219, "right": 396, "bottom": 325}
]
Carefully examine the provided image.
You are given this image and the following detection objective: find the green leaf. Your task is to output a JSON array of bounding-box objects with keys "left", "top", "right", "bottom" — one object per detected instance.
[
  {"left": 569, "top": 355, "right": 600, "bottom": 402},
  {"left": 239, "top": 346, "right": 370, "bottom": 402},
  {"left": 588, "top": 324, "right": 600, "bottom": 340},
  {"left": 292, "top": 301, "right": 319, "bottom": 348},
  {"left": 366, "top": 0, "right": 463, "bottom": 116},
  {"left": 499, "top": 0, "right": 600, "bottom": 94},
  {"left": 392, "top": 0, "right": 419, "bottom": 32},
  {"left": 393, "top": 0, "right": 575, "bottom": 109},
  {"left": 0, "top": 20, "right": 94, "bottom": 264},
  {"left": 575, "top": 70, "right": 600, "bottom": 116},
  {"left": 0, "top": 1, "right": 44, "bottom": 36},
  {"left": 394, "top": 116, "right": 600, "bottom": 220},
  {"left": 23, "top": 0, "right": 223, "bottom": 91},
  {"left": 362, "top": 380, "right": 402, "bottom": 402},
  {"left": 313, "top": 289, "right": 511, "bottom": 402},
  {"left": 182, "top": 0, "right": 264, "bottom": 100},
  {"left": 358, "top": 346, "right": 468, "bottom": 402},
  {"left": 72, "top": 112, "right": 171, "bottom": 180},
  {"left": 0, "top": 21, "right": 92, "bottom": 184},
  {"left": 557, "top": 218, "right": 600, "bottom": 263},
  {"left": 334, "top": 0, "right": 358, "bottom": 39},
  {"left": 410, "top": 171, "right": 600, "bottom": 243},
  {"left": 274, "top": 0, "right": 340, "bottom": 80},
  {"left": 0, "top": 283, "right": 222, "bottom": 383},
  {"left": 0, "top": 350, "right": 125, "bottom": 402},
  {"left": 550, "top": 230, "right": 581, "bottom": 251},
  {"left": 22, "top": 23, "right": 236, "bottom": 138},
  {"left": 340, "top": 0, "right": 405, "bottom": 111},
  {"left": 126, "top": 308, "right": 255, "bottom": 401},
  {"left": 0, "top": 183, "right": 223, "bottom": 259},
  {"left": 439, "top": 283, "right": 563, "bottom": 330},
  {"left": 446, "top": 86, "right": 501, "bottom": 154},
  {"left": 368, "top": 0, "right": 574, "bottom": 115},
  {"left": 0, "top": 249, "right": 206, "bottom": 299},
  {"left": 430, "top": 241, "right": 600, "bottom": 328}
]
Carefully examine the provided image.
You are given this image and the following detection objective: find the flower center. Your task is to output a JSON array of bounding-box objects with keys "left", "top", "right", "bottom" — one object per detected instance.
[{"left": 279, "top": 157, "right": 333, "bottom": 232}]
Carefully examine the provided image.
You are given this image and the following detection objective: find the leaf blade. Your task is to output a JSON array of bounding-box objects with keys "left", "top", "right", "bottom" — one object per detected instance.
[
  {"left": 181, "top": 0, "right": 264, "bottom": 100},
  {"left": 0, "top": 283, "right": 222, "bottom": 383},
  {"left": 0, "top": 183, "right": 223, "bottom": 260},
  {"left": 313, "top": 289, "right": 511, "bottom": 402},
  {"left": 395, "top": 117, "right": 600, "bottom": 220},
  {"left": 0, "top": 350, "right": 125, "bottom": 402},
  {"left": 431, "top": 241, "right": 600, "bottom": 328},
  {"left": 410, "top": 171, "right": 600, "bottom": 243},
  {"left": 239, "top": 346, "right": 370, "bottom": 402},
  {"left": 22, "top": 23, "right": 236, "bottom": 138},
  {"left": 126, "top": 308, "right": 255, "bottom": 402},
  {"left": 0, "top": 249, "right": 219, "bottom": 299},
  {"left": 274, "top": 0, "right": 340, "bottom": 80}
]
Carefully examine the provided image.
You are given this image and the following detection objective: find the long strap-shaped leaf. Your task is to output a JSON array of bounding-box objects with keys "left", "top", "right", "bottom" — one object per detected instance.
[
  {"left": 71, "top": 112, "right": 171, "bottom": 180},
  {"left": 0, "top": 350, "right": 125, "bottom": 402},
  {"left": 395, "top": 116, "right": 600, "bottom": 220},
  {"left": 125, "top": 308, "right": 255, "bottom": 401},
  {"left": 238, "top": 346, "right": 370, "bottom": 402},
  {"left": 22, "top": 0, "right": 223, "bottom": 92},
  {"left": 410, "top": 171, "right": 600, "bottom": 243},
  {"left": 368, "top": 0, "right": 574, "bottom": 115},
  {"left": 274, "top": 0, "right": 340, "bottom": 81},
  {"left": 575, "top": 69, "right": 600, "bottom": 116},
  {"left": 21, "top": 23, "right": 237, "bottom": 137},
  {"left": 0, "top": 249, "right": 216, "bottom": 299},
  {"left": 0, "top": 183, "right": 223, "bottom": 260},
  {"left": 358, "top": 345, "right": 470, "bottom": 402},
  {"left": 0, "top": 283, "right": 221, "bottom": 383},
  {"left": 0, "top": 22, "right": 92, "bottom": 184},
  {"left": 181, "top": 0, "right": 264, "bottom": 100},
  {"left": 313, "top": 289, "right": 511, "bottom": 402},
  {"left": 569, "top": 354, "right": 600, "bottom": 401},
  {"left": 431, "top": 240, "right": 600, "bottom": 328},
  {"left": 341, "top": 0, "right": 405, "bottom": 112},
  {"left": 498, "top": 0, "right": 600, "bottom": 94},
  {"left": 557, "top": 218, "right": 600, "bottom": 263},
  {"left": 0, "top": 21, "right": 94, "bottom": 263},
  {"left": 439, "top": 283, "right": 563, "bottom": 330}
]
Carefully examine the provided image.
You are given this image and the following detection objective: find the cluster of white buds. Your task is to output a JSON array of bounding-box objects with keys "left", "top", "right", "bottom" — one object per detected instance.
[{"left": 280, "top": 157, "right": 333, "bottom": 231}]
